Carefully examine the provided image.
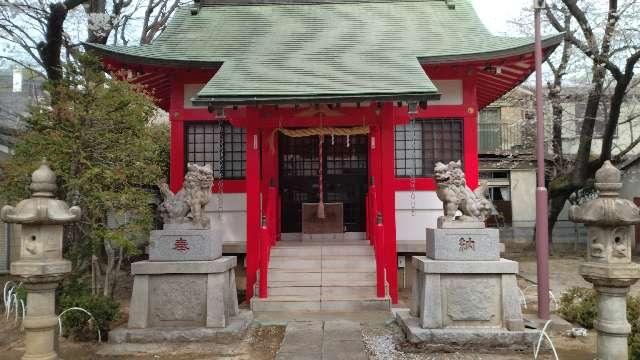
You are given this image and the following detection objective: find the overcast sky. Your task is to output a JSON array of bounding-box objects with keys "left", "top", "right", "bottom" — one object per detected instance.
[{"left": 471, "top": 0, "right": 532, "bottom": 35}]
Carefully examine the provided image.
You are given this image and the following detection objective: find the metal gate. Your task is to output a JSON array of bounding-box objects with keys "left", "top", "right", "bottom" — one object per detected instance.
[{"left": 279, "top": 133, "right": 368, "bottom": 233}]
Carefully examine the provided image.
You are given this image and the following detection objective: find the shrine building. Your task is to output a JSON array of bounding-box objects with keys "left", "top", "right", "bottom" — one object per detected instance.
[{"left": 87, "top": 0, "right": 561, "bottom": 309}]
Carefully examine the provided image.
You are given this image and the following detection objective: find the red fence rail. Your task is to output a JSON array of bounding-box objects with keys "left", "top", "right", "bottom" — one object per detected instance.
[
  {"left": 367, "top": 184, "right": 387, "bottom": 299},
  {"left": 258, "top": 185, "right": 278, "bottom": 298}
]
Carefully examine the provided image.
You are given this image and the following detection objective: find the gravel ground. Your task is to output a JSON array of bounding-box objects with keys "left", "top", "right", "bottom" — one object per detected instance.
[
  {"left": 362, "top": 320, "right": 595, "bottom": 360},
  {"left": 0, "top": 319, "right": 285, "bottom": 360}
]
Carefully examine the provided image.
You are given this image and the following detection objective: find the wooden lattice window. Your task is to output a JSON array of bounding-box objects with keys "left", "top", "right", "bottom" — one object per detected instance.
[
  {"left": 185, "top": 122, "right": 246, "bottom": 179},
  {"left": 395, "top": 118, "right": 464, "bottom": 177}
]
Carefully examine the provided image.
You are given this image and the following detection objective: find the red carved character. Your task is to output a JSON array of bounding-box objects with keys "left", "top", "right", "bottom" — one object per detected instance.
[{"left": 174, "top": 237, "right": 190, "bottom": 252}]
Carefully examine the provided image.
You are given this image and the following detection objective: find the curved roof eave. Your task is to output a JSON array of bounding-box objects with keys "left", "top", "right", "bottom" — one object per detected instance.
[
  {"left": 84, "top": 43, "right": 223, "bottom": 68},
  {"left": 191, "top": 91, "right": 442, "bottom": 106},
  {"left": 418, "top": 33, "right": 564, "bottom": 65}
]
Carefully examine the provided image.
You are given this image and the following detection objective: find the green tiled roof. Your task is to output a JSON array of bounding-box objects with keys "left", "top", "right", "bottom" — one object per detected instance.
[{"left": 86, "top": 0, "right": 560, "bottom": 104}]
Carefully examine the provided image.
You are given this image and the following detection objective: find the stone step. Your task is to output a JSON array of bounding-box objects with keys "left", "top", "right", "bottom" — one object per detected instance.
[
  {"left": 253, "top": 240, "right": 381, "bottom": 314},
  {"left": 269, "top": 272, "right": 322, "bottom": 286},
  {"left": 251, "top": 298, "right": 321, "bottom": 312},
  {"left": 321, "top": 299, "right": 389, "bottom": 312},
  {"left": 262, "top": 286, "right": 322, "bottom": 298},
  {"left": 270, "top": 247, "right": 322, "bottom": 257},
  {"left": 321, "top": 286, "right": 378, "bottom": 300},
  {"left": 251, "top": 297, "right": 389, "bottom": 312},
  {"left": 269, "top": 258, "right": 322, "bottom": 271},
  {"left": 322, "top": 246, "right": 373, "bottom": 256},
  {"left": 276, "top": 240, "right": 370, "bottom": 247},
  {"left": 322, "top": 258, "right": 376, "bottom": 273},
  {"left": 322, "top": 272, "right": 377, "bottom": 287}
]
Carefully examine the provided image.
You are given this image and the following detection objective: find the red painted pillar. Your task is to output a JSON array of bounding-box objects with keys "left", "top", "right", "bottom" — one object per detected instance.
[
  {"left": 463, "top": 76, "right": 479, "bottom": 189},
  {"left": 245, "top": 121, "right": 260, "bottom": 301},
  {"left": 168, "top": 74, "right": 184, "bottom": 193},
  {"left": 380, "top": 104, "right": 398, "bottom": 304},
  {"left": 259, "top": 220, "right": 269, "bottom": 298},
  {"left": 261, "top": 128, "right": 279, "bottom": 245},
  {"left": 169, "top": 115, "right": 185, "bottom": 193},
  {"left": 371, "top": 125, "right": 383, "bottom": 210}
]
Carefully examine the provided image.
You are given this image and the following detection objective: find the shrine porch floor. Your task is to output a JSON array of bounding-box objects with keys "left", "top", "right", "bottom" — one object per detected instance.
[{"left": 250, "top": 238, "right": 390, "bottom": 313}]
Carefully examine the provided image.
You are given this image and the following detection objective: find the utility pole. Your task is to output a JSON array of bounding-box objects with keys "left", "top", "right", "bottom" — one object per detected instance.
[{"left": 534, "top": 0, "right": 550, "bottom": 320}]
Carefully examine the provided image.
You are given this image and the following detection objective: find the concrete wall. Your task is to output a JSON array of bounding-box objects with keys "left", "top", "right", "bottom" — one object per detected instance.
[
  {"left": 509, "top": 169, "right": 536, "bottom": 228},
  {"left": 621, "top": 165, "right": 640, "bottom": 201}
]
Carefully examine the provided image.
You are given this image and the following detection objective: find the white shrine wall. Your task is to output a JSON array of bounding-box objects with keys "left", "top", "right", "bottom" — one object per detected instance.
[
  {"left": 205, "top": 191, "right": 443, "bottom": 246},
  {"left": 395, "top": 191, "right": 443, "bottom": 241},
  {"left": 205, "top": 193, "right": 247, "bottom": 245}
]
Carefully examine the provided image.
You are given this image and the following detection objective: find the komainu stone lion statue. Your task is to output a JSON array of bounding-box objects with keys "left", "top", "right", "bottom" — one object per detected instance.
[
  {"left": 158, "top": 163, "right": 214, "bottom": 228},
  {"left": 434, "top": 161, "right": 492, "bottom": 224}
]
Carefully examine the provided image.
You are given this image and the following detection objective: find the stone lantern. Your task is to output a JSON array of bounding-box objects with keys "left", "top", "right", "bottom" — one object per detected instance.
[
  {"left": 1, "top": 160, "right": 81, "bottom": 360},
  {"left": 569, "top": 160, "right": 640, "bottom": 360}
]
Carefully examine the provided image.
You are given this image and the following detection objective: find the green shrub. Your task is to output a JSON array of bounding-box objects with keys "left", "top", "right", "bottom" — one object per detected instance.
[
  {"left": 558, "top": 287, "right": 640, "bottom": 359},
  {"left": 557, "top": 287, "right": 598, "bottom": 329},
  {"left": 57, "top": 279, "right": 120, "bottom": 341}
]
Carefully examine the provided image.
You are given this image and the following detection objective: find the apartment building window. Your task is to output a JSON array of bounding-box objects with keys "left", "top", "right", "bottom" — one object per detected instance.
[
  {"left": 185, "top": 122, "right": 246, "bottom": 179},
  {"left": 479, "top": 107, "right": 502, "bottom": 153},
  {"left": 395, "top": 118, "right": 464, "bottom": 177}
]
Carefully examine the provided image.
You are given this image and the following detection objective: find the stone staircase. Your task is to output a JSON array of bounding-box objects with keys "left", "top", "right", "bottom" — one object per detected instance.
[{"left": 250, "top": 239, "right": 390, "bottom": 312}]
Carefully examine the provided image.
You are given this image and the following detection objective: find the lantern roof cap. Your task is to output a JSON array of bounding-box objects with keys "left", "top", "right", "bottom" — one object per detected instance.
[
  {"left": 570, "top": 161, "right": 640, "bottom": 226},
  {"left": 0, "top": 160, "right": 81, "bottom": 225}
]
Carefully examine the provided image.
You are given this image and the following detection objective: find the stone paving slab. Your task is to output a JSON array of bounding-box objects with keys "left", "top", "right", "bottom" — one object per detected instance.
[
  {"left": 322, "top": 340, "right": 366, "bottom": 360},
  {"left": 275, "top": 320, "right": 366, "bottom": 360},
  {"left": 323, "top": 320, "right": 362, "bottom": 341}
]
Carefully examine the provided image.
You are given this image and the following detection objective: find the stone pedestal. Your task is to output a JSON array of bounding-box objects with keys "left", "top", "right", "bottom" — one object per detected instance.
[
  {"left": 426, "top": 228, "right": 499, "bottom": 261},
  {"left": 579, "top": 262, "right": 640, "bottom": 360},
  {"left": 149, "top": 228, "right": 222, "bottom": 261},
  {"left": 397, "top": 227, "right": 538, "bottom": 348},
  {"left": 21, "top": 280, "right": 64, "bottom": 360},
  {"left": 110, "top": 256, "right": 250, "bottom": 343},
  {"left": 111, "top": 226, "right": 250, "bottom": 343}
]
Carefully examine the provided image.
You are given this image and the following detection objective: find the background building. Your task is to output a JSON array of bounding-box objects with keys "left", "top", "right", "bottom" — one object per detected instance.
[{"left": 0, "top": 68, "right": 45, "bottom": 273}]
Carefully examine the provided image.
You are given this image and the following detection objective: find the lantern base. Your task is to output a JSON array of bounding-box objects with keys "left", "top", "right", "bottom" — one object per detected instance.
[{"left": 11, "top": 259, "right": 71, "bottom": 278}]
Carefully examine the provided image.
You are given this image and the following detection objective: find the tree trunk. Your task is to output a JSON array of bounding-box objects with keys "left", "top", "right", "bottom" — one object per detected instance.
[
  {"left": 38, "top": 0, "right": 89, "bottom": 81},
  {"left": 103, "top": 240, "right": 115, "bottom": 297},
  {"left": 548, "top": 189, "right": 571, "bottom": 242},
  {"left": 549, "top": 89, "right": 564, "bottom": 161}
]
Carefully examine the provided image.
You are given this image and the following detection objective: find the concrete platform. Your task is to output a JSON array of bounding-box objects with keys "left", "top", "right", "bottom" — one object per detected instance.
[
  {"left": 395, "top": 310, "right": 539, "bottom": 349},
  {"left": 109, "top": 310, "right": 252, "bottom": 344}
]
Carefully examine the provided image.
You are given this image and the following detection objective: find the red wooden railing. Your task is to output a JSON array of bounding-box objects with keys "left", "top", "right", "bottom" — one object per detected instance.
[{"left": 258, "top": 185, "right": 278, "bottom": 298}]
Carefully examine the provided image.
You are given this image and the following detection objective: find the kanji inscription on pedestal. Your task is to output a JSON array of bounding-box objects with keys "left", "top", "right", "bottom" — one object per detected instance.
[
  {"left": 174, "top": 237, "right": 190, "bottom": 252},
  {"left": 458, "top": 237, "right": 476, "bottom": 252}
]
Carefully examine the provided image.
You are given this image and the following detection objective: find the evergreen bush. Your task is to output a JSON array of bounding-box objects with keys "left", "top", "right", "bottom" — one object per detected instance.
[
  {"left": 57, "top": 278, "right": 120, "bottom": 341},
  {"left": 558, "top": 286, "right": 640, "bottom": 358}
]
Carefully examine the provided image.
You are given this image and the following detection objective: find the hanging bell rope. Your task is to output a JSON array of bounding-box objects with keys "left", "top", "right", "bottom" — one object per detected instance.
[{"left": 269, "top": 126, "right": 370, "bottom": 153}]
